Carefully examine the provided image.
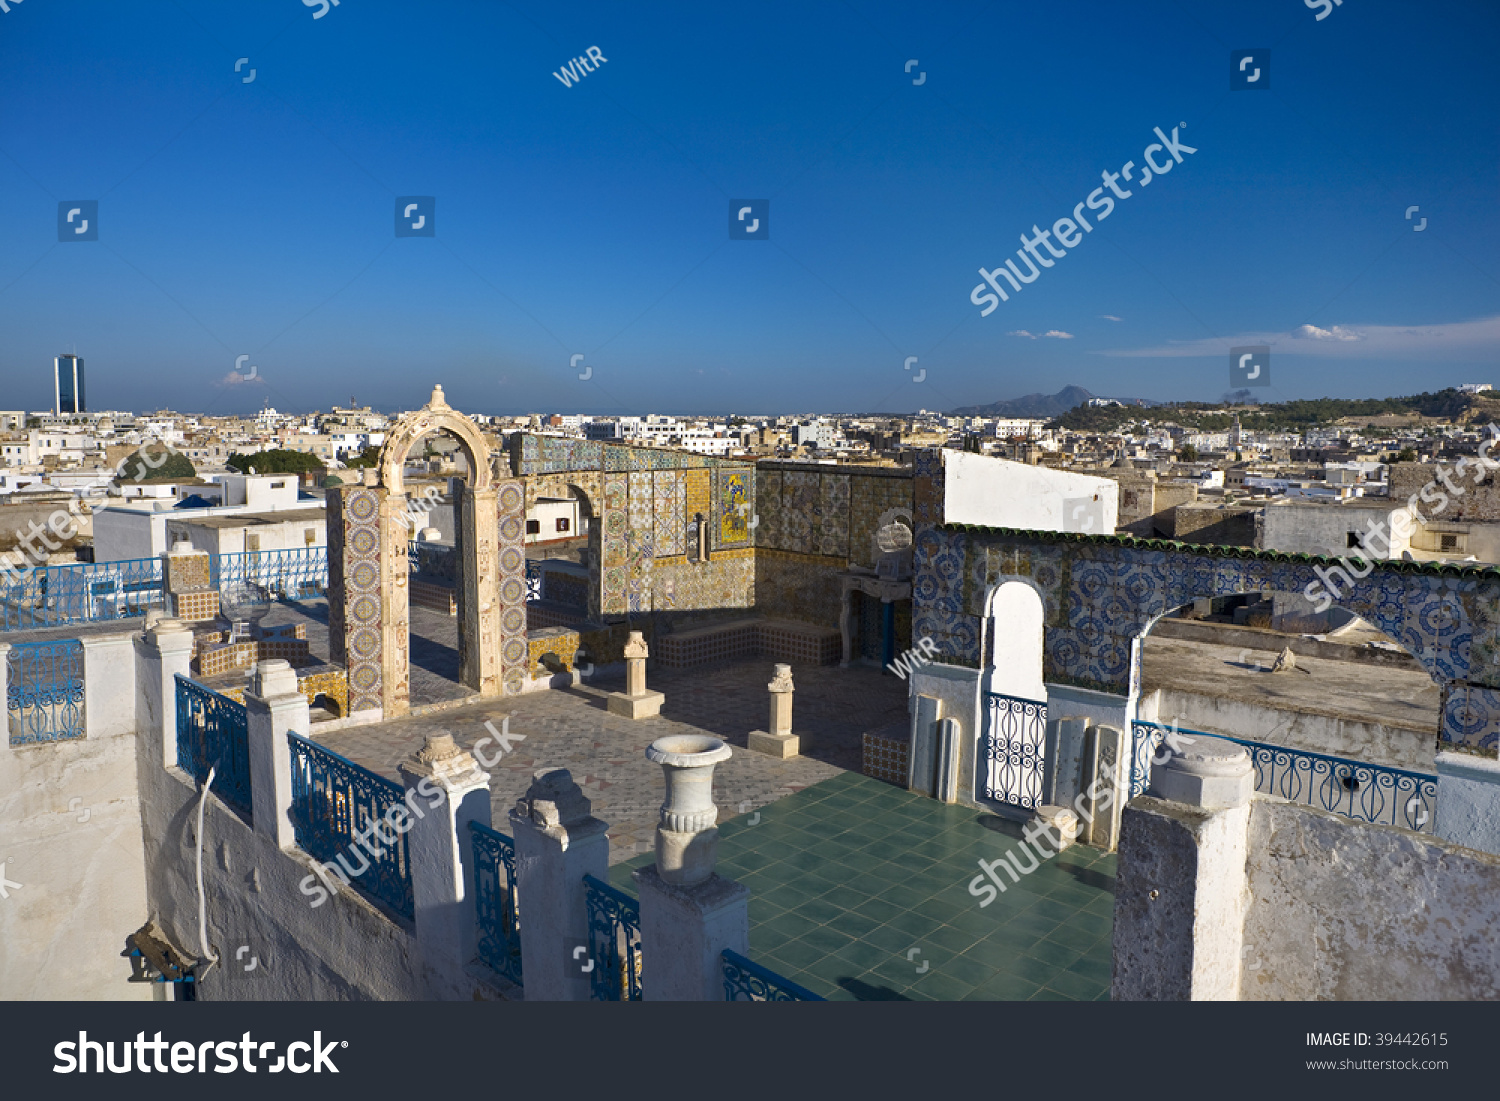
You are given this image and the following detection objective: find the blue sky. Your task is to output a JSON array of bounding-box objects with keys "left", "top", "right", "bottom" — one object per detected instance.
[{"left": 1, "top": 0, "right": 1497, "bottom": 417}]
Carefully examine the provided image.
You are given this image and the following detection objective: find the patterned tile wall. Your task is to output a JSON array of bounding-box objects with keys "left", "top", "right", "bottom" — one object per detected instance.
[
  {"left": 849, "top": 473, "right": 914, "bottom": 568},
  {"left": 496, "top": 479, "right": 530, "bottom": 696},
  {"left": 716, "top": 469, "right": 754, "bottom": 549},
  {"left": 913, "top": 524, "right": 1500, "bottom": 755},
  {"left": 329, "top": 485, "right": 384, "bottom": 713},
  {"left": 754, "top": 549, "right": 846, "bottom": 627},
  {"left": 654, "top": 470, "right": 687, "bottom": 557},
  {"left": 600, "top": 473, "right": 629, "bottom": 617}
]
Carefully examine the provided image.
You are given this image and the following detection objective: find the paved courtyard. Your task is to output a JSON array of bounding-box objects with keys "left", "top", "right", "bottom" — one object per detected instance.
[{"left": 311, "top": 653, "right": 906, "bottom": 862}]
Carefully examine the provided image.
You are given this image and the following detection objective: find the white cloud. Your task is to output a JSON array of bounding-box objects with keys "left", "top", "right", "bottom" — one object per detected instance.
[
  {"left": 1098, "top": 314, "right": 1500, "bottom": 359},
  {"left": 1099, "top": 314, "right": 1122, "bottom": 322},
  {"left": 1007, "top": 329, "right": 1037, "bottom": 339},
  {"left": 1293, "top": 324, "right": 1362, "bottom": 342},
  {"left": 1043, "top": 330, "right": 1074, "bottom": 340},
  {"left": 218, "top": 371, "right": 264, "bottom": 386}
]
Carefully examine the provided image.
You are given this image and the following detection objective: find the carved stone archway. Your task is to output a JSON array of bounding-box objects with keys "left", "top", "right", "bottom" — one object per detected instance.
[{"left": 328, "top": 385, "right": 528, "bottom": 718}]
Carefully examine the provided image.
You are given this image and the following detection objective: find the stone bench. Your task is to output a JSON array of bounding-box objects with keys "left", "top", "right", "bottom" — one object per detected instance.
[
  {"left": 655, "top": 616, "right": 840, "bottom": 670},
  {"left": 411, "top": 577, "right": 457, "bottom": 615}
]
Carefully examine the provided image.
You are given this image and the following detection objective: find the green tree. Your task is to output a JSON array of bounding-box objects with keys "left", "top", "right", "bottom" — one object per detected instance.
[
  {"left": 343, "top": 444, "right": 383, "bottom": 469},
  {"left": 227, "top": 449, "right": 324, "bottom": 475},
  {"left": 1179, "top": 443, "right": 1199, "bottom": 462},
  {"left": 115, "top": 444, "right": 196, "bottom": 484},
  {"left": 1393, "top": 446, "right": 1418, "bottom": 463}
]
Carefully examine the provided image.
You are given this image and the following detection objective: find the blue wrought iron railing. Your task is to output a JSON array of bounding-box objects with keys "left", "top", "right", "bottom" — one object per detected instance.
[
  {"left": 287, "top": 733, "right": 414, "bottom": 920},
  {"left": 722, "top": 949, "right": 824, "bottom": 1002},
  {"left": 982, "top": 691, "right": 1048, "bottom": 810},
  {"left": 583, "top": 874, "right": 643, "bottom": 1001},
  {"left": 0, "top": 557, "right": 164, "bottom": 631},
  {"left": 1130, "top": 719, "right": 1438, "bottom": 833},
  {"left": 211, "top": 548, "right": 327, "bottom": 602},
  {"left": 175, "top": 675, "right": 252, "bottom": 815},
  {"left": 470, "top": 821, "right": 523, "bottom": 986},
  {"left": 6, "top": 640, "right": 85, "bottom": 746}
]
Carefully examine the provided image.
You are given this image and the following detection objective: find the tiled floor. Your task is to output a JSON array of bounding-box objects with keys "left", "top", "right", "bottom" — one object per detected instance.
[
  {"left": 309, "top": 656, "right": 907, "bottom": 863},
  {"left": 614, "top": 770, "right": 1117, "bottom": 1001}
]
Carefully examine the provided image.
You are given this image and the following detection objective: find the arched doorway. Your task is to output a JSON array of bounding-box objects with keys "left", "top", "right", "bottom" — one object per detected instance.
[
  {"left": 328, "top": 386, "right": 529, "bottom": 717},
  {"left": 977, "top": 580, "right": 1048, "bottom": 810}
]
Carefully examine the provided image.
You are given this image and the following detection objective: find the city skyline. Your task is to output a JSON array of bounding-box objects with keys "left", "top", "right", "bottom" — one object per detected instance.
[{"left": 1, "top": 1, "right": 1496, "bottom": 419}]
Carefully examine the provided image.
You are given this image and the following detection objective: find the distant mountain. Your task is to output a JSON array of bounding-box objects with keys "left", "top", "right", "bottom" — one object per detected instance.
[{"left": 952, "top": 385, "right": 1119, "bottom": 418}]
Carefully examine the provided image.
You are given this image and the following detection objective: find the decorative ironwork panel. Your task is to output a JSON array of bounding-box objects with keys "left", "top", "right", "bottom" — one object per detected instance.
[
  {"left": 7, "top": 640, "right": 85, "bottom": 745},
  {"left": 287, "top": 733, "right": 414, "bottom": 920},
  {"left": 211, "top": 548, "right": 328, "bottom": 602},
  {"left": 982, "top": 692, "right": 1047, "bottom": 809},
  {"left": 722, "top": 949, "right": 824, "bottom": 1001},
  {"left": 1128, "top": 721, "right": 1166, "bottom": 799},
  {"left": 0, "top": 557, "right": 164, "bottom": 631},
  {"left": 470, "top": 821, "right": 522, "bottom": 986},
  {"left": 174, "top": 675, "right": 251, "bottom": 814},
  {"left": 583, "top": 873, "right": 642, "bottom": 1002},
  {"left": 1130, "top": 720, "right": 1438, "bottom": 833}
]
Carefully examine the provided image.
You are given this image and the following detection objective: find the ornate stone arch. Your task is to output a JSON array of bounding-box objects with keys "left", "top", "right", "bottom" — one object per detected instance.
[
  {"left": 376, "top": 385, "right": 493, "bottom": 498},
  {"left": 327, "top": 385, "right": 526, "bottom": 718}
]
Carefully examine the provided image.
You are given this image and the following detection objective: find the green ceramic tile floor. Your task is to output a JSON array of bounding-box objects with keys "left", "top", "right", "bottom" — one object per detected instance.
[{"left": 612, "top": 769, "right": 1116, "bottom": 1001}]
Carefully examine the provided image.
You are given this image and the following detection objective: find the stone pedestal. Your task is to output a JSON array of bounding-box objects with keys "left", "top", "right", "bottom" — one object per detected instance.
[
  {"left": 245, "top": 659, "right": 309, "bottom": 849},
  {"left": 80, "top": 633, "right": 137, "bottom": 740},
  {"left": 636, "top": 732, "right": 747, "bottom": 999},
  {"left": 135, "top": 619, "right": 195, "bottom": 772},
  {"left": 747, "top": 664, "right": 798, "bottom": 758},
  {"left": 509, "top": 768, "right": 610, "bottom": 1000},
  {"left": 1112, "top": 736, "right": 1255, "bottom": 1001},
  {"left": 1034, "top": 804, "right": 1079, "bottom": 852},
  {"left": 633, "top": 864, "right": 750, "bottom": 1001},
  {"left": 400, "top": 733, "right": 493, "bottom": 978},
  {"left": 607, "top": 631, "right": 664, "bottom": 719}
]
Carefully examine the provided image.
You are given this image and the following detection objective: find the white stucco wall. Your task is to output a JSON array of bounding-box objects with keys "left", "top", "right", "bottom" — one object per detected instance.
[
  {"left": 133, "top": 643, "right": 510, "bottom": 1001},
  {"left": 1240, "top": 801, "right": 1500, "bottom": 1000},
  {"left": 1260, "top": 500, "right": 1412, "bottom": 558},
  {"left": 941, "top": 451, "right": 1118, "bottom": 533},
  {"left": 0, "top": 633, "right": 151, "bottom": 1000},
  {"left": 92, "top": 506, "right": 170, "bottom": 563}
]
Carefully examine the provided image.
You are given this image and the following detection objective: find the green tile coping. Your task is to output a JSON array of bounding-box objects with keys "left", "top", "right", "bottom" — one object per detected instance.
[{"left": 937, "top": 520, "right": 1500, "bottom": 578}]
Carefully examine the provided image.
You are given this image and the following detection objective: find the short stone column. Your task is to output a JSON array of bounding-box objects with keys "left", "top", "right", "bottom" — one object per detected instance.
[
  {"left": 79, "top": 633, "right": 137, "bottom": 741},
  {"left": 135, "top": 619, "right": 196, "bottom": 771},
  {"left": 245, "top": 660, "right": 310, "bottom": 849},
  {"left": 633, "top": 734, "right": 750, "bottom": 1000},
  {"left": 606, "top": 631, "right": 664, "bottom": 719},
  {"left": 509, "top": 768, "right": 610, "bottom": 1000},
  {"left": 1079, "top": 722, "right": 1129, "bottom": 850},
  {"left": 1112, "top": 736, "right": 1255, "bottom": 1001},
  {"left": 399, "top": 733, "right": 493, "bottom": 980},
  {"left": 748, "top": 664, "right": 799, "bottom": 758}
]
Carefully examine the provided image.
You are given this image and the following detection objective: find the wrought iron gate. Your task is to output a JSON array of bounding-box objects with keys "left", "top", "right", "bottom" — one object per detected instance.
[{"left": 981, "top": 691, "right": 1047, "bottom": 809}]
